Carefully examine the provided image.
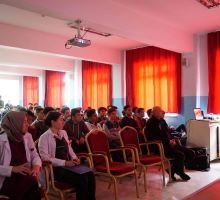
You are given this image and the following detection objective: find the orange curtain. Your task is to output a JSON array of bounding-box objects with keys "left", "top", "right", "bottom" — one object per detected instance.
[
  {"left": 44, "top": 70, "right": 66, "bottom": 108},
  {"left": 82, "top": 60, "right": 112, "bottom": 110},
  {"left": 126, "top": 46, "right": 181, "bottom": 113},
  {"left": 23, "top": 76, "right": 39, "bottom": 107},
  {"left": 207, "top": 31, "right": 220, "bottom": 114}
]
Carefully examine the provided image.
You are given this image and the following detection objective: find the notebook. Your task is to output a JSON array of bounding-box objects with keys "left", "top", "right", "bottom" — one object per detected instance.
[{"left": 61, "top": 165, "right": 93, "bottom": 174}]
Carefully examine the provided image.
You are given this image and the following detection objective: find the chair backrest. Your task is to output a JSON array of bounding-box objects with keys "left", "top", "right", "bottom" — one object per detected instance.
[
  {"left": 34, "top": 139, "right": 39, "bottom": 154},
  {"left": 85, "top": 129, "right": 111, "bottom": 165},
  {"left": 119, "top": 126, "right": 141, "bottom": 154},
  {"left": 99, "top": 120, "right": 105, "bottom": 127}
]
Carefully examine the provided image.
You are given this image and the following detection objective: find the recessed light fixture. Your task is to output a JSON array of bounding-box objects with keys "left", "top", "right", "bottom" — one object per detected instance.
[
  {"left": 197, "top": 0, "right": 220, "bottom": 9},
  {"left": 67, "top": 22, "right": 112, "bottom": 37}
]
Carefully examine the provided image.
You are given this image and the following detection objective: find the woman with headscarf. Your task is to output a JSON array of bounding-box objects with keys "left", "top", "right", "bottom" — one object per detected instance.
[{"left": 0, "top": 111, "right": 42, "bottom": 200}]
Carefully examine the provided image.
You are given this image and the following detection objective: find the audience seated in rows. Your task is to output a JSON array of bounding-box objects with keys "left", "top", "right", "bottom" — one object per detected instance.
[
  {"left": 38, "top": 111, "right": 96, "bottom": 200},
  {"left": 61, "top": 106, "right": 70, "bottom": 122},
  {"left": 146, "top": 106, "right": 195, "bottom": 181},
  {"left": 28, "top": 106, "right": 34, "bottom": 113},
  {"left": 32, "top": 107, "right": 54, "bottom": 140},
  {"left": 0, "top": 111, "right": 42, "bottom": 200},
  {"left": 97, "top": 107, "right": 107, "bottom": 123},
  {"left": 85, "top": 109, "right": 102, "bottom": 131},
  {"left": 26, "top": 110, "right": 35, "bottom": 125},
  {"left": 63, "top": 108, "right": 89, "bottom": 153}
]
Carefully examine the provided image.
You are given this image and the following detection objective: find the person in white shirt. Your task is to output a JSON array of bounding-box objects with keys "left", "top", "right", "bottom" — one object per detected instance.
[
  {"left": 38, "top": 111, "right": 96, "bottom": 200},
  {"left": 85, "top": 109, "right": 102, "bottom": 131},
  {"left": 0, "top": 111, "right": 42, "bottom": 200}
]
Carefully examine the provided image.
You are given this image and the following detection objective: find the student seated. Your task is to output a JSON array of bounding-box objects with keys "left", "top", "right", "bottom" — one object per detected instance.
[
  {"left": 38, "top": 112, "right": 96, "bottom": 200},
  {"left": 26, "top": 110, "right": 35, "bottom": 125},
  {"left": 32, "top": 107, "right": 44, "bottom": 124},
  {"left": 97, "top": 107, "right": 107, "bottom": 123},
  {"left": 61, "top": 107, "right": 70, "bottom": 122},
  {"left": 85, "top": 109, "right": 102, "bottom": 131},
  {"left": 120, "top": 105, "right": 141, "bottom": 138},
  {"left": 111, "top": 106, "right": 120, "bottom": 122},
  {"left": 132, "top": 107, "right": 138, "bottom": 118},
  {"left": 32, "top": 107, "right": 54, "bottom": 140},
  {"left": 63, "top": 109, "right": 90, "bottom": 153},
  {"left": 146, "top": 106, "right": 195, "bottom": 181},
  {"left": 82, "top": 109, "right": 89, "bottom": 122},
  {"left": 103, "top": 108, "right": 121, "bottom": 148},
  {"left": 134, "top": 108, "right": 146, "bottom": 136},
  {"left": 103, "top": 108, "right": 123, "bottom": 162},
  {"left": 0, "top": 111, "right": 42, "bottom": 200}
]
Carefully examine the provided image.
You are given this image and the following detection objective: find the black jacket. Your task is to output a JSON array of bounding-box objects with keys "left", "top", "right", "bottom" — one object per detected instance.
[{"left": 145, "top": 115, "right": 174, "bottom": 148}]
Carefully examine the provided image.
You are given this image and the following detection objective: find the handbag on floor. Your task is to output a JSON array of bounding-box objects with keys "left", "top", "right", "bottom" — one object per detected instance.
[{"left": 185, "top": 146, "right": 210, "bottom": 171}]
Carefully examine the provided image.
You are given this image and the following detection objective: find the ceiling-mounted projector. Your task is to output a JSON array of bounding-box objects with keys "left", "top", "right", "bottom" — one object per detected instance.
[{"left": 65, "top": 20, "right": 91, "bottom": 48}]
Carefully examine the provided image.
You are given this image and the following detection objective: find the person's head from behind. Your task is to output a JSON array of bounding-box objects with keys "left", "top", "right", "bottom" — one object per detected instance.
[
  {"left": 111, "top": 106, "right": 118, "bottom": 115},
  {"left": 147, "top": 109, "right": 153, "bottom": 118},
  {"left": 107, "top": 105, "right": 112, "bottom": 110},
  {"left": 137, "top": 108, "right": 145, "bottom": 118},
  {"left": 34, "top": 103, "right": 38, "bottom": 106},
  {"left": 36, "top": 107, "right": 44, "bottom": 120},
  {"left": 2, "top": 111, "right": 29, "bottom": 140},
  {"left": 98, "top": 107, "right": 107, "bottom": 117},
  {"left": 108, "top": 108, "right": 117, "bottom": 121},
  {"left": 152, "top": 106, "right": 163, "bottom": 119},
  {"left": 71, "top": 108, "right": 81, "bottom": 123},
  {"left": 161, "top": 110, "right": 165, "bottom": 119},
  {"left": 26, "top": 110, "right": 35, "bottom": 125},
  {"left": 132, "top": 107, "right": 138, "bottom": 115},
  {"left": 28, "top": 106, "right": 34, "bottom": 113},
  {"left": 83, "top": 109, "right": 89, "bottom": 121},
  {"left": 44, "top": 111, "right": 64, "bottom": 130},
  {"left": 19, "top": 107, "right": 27, "bottom": 112},
  {"left": 61, "top": 107, "right": 70, "bottom": 120},
  {"left": 55, "top": 107, "right": 61, "bottom": 112},
  {"left": 11, "top": 106, "right": 17, "bottom": 111},
  {"left": 87, "top": 109, "right": 98, "bottom": 123},
  {"left": 43, "top": 107, "right": 55, "bottom": 117},
  {"left": 124, "top": 105, "right": 132, "bottom": 117}
]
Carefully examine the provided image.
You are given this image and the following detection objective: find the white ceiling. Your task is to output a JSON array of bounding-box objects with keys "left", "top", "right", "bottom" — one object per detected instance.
[{"left": 0, "top": 4, "right": 145, "bottom": 50}]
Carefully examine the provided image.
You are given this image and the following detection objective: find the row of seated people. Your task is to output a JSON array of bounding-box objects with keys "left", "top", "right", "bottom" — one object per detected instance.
[
  {"left": 0, "top": 106, "right": 196, "bottom": 200},
  {"left": 0, "top": 111, "right": 96, "bottom": 200},
  {"left": 28, "top": 104, "right": 193, "bottom": 180}
]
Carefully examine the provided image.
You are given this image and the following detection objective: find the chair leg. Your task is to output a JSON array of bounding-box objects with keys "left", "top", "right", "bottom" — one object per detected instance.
[
  {"left": 112, "top": 176, "right": 118, "bottom": 200},
  {"left": 119, "top": 177, "right": 123, "bottom": 184},
  {"left": 161, "top": 162, "right": 166, "bottom": 186},
  {"left": 167, "top": 161, "right": 172, "bottom": 183},
  {"left": 66, "top": 192, "right": 70, "bottom": 200},
  {"left": 158, "top": 165, "right": 161, "bottom": 171},
  {"left": 143, "top": 167, "right": 147, "bottom": 192},
  {"left": 138, "top": 166, "right": 142, "bottom": 178},
  {"left": 57, "top": 189, "right": 64, "bottom": 200},
  {"left": 108, "top": 177, "right": 113, "bottom": 189},
  {"left": 134, "top": 171, "right": 140, "bottom": 198}
]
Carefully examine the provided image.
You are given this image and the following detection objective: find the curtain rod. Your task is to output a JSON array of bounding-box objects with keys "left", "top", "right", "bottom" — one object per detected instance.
[{"left": 125, "top": 45, "right": 151, "bottom": 51}]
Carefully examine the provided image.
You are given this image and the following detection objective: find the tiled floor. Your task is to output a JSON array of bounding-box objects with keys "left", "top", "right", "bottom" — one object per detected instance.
[{"left": 48, "top": 160, "right": 220, "bottom": 200}]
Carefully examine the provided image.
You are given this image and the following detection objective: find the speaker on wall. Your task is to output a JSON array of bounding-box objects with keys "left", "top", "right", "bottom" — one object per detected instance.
[{"left": 182, "top": 58, "right": 189, "bottom": 67}]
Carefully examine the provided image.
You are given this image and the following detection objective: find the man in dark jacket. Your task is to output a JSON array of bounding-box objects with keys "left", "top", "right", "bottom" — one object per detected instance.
[
  {"left": 63, "top": 108, "right": 90, "bottom": 153},
  {"left": 146, "top": 106, "right": 195, "bottom": 181}
]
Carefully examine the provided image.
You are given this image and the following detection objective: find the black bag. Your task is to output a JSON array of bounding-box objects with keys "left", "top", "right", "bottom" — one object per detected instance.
[{"left": 185, "top": 146, "right": 210, "bottom": 171}]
